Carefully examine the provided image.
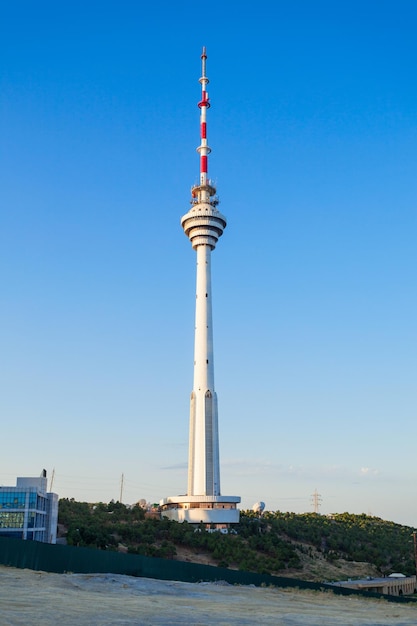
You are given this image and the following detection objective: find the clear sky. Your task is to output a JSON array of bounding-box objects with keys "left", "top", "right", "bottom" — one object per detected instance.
[{"left": 1, "top": 1, "right": 416, "bottom": 527}]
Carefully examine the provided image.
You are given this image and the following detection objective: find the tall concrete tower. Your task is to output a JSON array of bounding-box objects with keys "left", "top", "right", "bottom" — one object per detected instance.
[{"left": 160, "top": 48, "right": 240, "bottom": 530}]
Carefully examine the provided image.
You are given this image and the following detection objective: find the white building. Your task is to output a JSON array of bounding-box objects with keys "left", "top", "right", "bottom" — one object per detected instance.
[
  {"left": 0, "top": 471, "right": 58, "bottom": 543},
  {"left": 160, "top": 49, "right": 240, "bottom": 530}
]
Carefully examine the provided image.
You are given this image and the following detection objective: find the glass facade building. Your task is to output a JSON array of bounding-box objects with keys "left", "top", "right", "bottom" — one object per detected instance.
[{"left": 0, "top": 473, "right": 58, "bottom": 543}]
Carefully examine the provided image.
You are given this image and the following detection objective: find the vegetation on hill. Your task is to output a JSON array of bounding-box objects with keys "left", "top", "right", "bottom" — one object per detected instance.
[
  {"left": 245, "top": 510, "right": 416, "bottom": 575},
  {"left": 58, "top": 499, "right": 417, "bottom": 579}
]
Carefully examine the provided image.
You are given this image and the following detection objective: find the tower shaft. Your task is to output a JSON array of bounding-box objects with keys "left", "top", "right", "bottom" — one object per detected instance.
[
  {"left": 181, "top": 47, "right": 225, "bottom": 497},
  {"left": 188, "top": 244, "right": 220, "bottom": 496}
]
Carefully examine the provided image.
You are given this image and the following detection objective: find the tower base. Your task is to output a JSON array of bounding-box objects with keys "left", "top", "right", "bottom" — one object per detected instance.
[{"left": 159, "top": 495, "right": 240, "bottom": 530}]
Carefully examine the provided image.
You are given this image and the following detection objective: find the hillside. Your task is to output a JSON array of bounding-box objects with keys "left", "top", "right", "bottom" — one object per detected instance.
[{"left": 58, "top": 500, "right": 417, "bottom": 582}]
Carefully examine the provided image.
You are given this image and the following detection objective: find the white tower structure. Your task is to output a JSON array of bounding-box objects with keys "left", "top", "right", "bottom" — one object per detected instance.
[{"left": 160, "top": 48, "right": 240, "bottom": 529}]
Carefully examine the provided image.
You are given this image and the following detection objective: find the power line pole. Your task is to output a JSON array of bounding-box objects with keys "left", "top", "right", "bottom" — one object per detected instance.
[
  {"left": 119, "top": 473, "right": 124, "bottom": 503},
  {"left": 311, "top": 488, "right": 322, "bottom": 514}
]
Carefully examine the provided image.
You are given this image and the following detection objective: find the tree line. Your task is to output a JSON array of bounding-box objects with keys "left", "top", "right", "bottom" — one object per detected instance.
[{"left": 58, "top": 499, "right": 416, "bottom": 577}]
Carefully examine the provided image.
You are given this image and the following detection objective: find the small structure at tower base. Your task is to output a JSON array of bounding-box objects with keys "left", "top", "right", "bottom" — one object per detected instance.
[{"left": 160, "top": 495, "right": 240, "bottom": 531}]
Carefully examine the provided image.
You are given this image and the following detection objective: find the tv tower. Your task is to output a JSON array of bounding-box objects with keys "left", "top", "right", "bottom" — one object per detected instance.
[{"left": 160, "top": 48, "right": 240, "bottom": 529}]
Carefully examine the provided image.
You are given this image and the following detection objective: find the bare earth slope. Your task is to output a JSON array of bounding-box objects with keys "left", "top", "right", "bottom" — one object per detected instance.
[
  {"left": 1, "top": 566, "right": 416, "bottom": 626},
  {"left": 174, "top": 544, "right": 381, "bottom": 582}
]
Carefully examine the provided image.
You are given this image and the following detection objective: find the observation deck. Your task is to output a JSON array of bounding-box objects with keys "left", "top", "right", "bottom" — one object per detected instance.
[{"left": 181, "top": 180, "right": 226, "bottom": 250}]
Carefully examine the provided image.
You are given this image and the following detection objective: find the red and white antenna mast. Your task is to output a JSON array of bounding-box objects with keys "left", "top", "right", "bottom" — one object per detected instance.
[
  {"left": 189, "top": 47, "right": 218, "bottom": 213},
  {"left": 198, "top": 46, "right": 210, "bottom": 188}
]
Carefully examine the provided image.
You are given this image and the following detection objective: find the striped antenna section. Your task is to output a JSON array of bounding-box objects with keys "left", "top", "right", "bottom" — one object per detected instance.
[{"left": 197, "top": 46, "right": 211, "bottom": 185}]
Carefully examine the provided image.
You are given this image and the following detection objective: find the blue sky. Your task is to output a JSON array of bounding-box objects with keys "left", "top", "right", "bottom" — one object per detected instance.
[{"left": 1, "top": 1, "right": 416, "bottom": 526}]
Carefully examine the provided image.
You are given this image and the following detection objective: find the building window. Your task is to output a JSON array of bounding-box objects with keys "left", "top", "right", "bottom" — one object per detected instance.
[
  {"left": 0, "top": 512, "right": 25, "bottom": 528},
  {"left": 0, "top": 492, "right": 26, "bottom": 509}
]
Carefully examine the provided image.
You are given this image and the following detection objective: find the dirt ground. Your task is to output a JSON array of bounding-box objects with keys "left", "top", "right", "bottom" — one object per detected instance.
[
  {"left": 1, "top": 566, "right": 417, "bottom": 626},
  {"left": 174, "top": 544, "right": 381, "bottom": 583}
]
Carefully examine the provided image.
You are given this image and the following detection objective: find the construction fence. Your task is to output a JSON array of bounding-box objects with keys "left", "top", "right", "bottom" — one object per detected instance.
[{"left": 0, "top": 536, "right": 415, "bottom": 604}]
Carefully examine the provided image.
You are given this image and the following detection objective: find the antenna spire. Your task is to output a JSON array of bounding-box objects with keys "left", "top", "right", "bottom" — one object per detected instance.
[
  {"left": 201, "top": 46, "right": 207, "bottom": 77},
  {"left": 197, "top": 46, "right": 211, "bottom": 187}
]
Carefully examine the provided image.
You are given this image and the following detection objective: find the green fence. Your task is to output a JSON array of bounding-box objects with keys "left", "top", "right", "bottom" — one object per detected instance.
[{"left": 0, "top": 536, "right": 415, "bottom": 604}]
